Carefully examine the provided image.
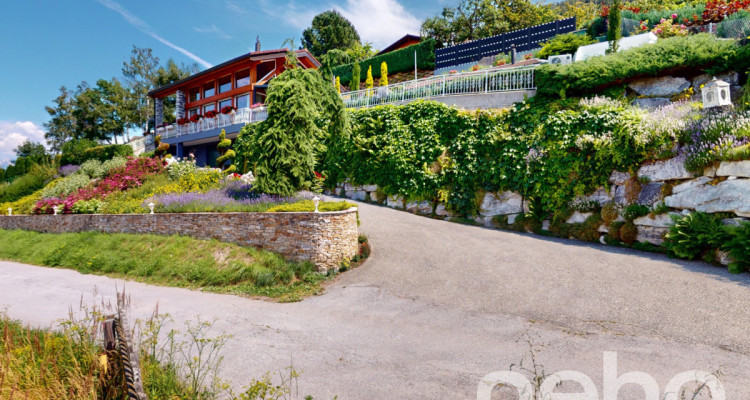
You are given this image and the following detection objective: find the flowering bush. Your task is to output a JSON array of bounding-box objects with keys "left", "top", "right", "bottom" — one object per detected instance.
[
  {"left": 650, "top": 18, "right": 688, "bottom": 38},
  {"left": 58, "top": 165, "right": 79, "bottom": 177},
  {"left": 71, "top": 199, "right": 106, "bottom": 214},
  {"left": 683, "top": 109, "right": 750, "bottom": 171},
  {"left": 189, "top": 114, "right": 203, "bottom": 123},
  {"left": 204, "top": 110, "right": 218, "bottom": 118},
  {"left": 221, "top": 106, "right": 237, "bottom": 114},
  {"left": 177, "top": 117, "right": 189, "bottom": 126}
]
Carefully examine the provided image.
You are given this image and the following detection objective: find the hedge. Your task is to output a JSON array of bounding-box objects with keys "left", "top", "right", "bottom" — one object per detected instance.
[
  {"left": 60, "top": 140, "right": 133, "bottom": 166},
  {"left": 331, "top": 39, "right": 436, "bottom": 87},
  {"left": 535, "top": 34, "right": 741, "bottom": 98}
]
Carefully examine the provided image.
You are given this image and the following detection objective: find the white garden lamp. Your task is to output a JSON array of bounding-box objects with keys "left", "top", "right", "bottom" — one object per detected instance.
[
  {"left": 53, "top": 206, "right": 59, "bottom": 215},
  {"left": 313, "top": 196, "right": 320, "bottom": 213},
  {"left": 148, "top": 202, "right": 155, "bottom": 215},
  {"left": 702, "top": 77, "right": 731, "bottom": 108},
  {"left": 7, "top": 207, "right": 11, "bottom": 216}
]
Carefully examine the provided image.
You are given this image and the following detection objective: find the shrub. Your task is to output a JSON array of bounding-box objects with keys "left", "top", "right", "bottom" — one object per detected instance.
[
  {"left": 608, "top": 221, "right": 625, "bottom": 241},
  {"left": 216, "top": 129, "right": 236, "bottom": 174},
  {"left": 663, "top": 212, "right": 725, "bottom": 260},
  {"left": 80, "top": 144, "right": 133, "bottom": 163},
  {"left": 0, "top": 165, "right": 56, "bottom": 203},
  {"left": 379, "top": 62, "right": 388, "bottom": 87},
  {"left": 331, "top": 39, "right": 435, "bottom": 86},
  {"left": 351, "top": 63, "right": 361, "bottom": 91},
  {"left": 60, "top": 139, "right": 98, "bottom": 165},
  {"left": 71, "top": 199, "right": 106, "bottom": 214},
  {"left": 538, "top": 33, "right": 595, "bottom": 58},
  {"left": 683, "top": 109, "right": 750, "bottom": 171},
  {"left": 0, "top": 187, "right": 47, "bottom": 215},
  {"left": 619, "top": 221, "right": 638, "bottom": 244},
  {"left": 154, "top": 135, "right": 170, "bottom": 159},
  {"left": 41, "top": 173, "right": 91, "bottom": 199},
  {"left": 58, "top": 164, "right": 79, "bottom": 177},
  {"left": 722, "top": 222, "right": 750, "bottom": 273},
  {"left": 535, "top": 34, "right": 739, "bottom": 98},
  {"left": 601, "top": 202, "right": 621, "bottom": 225},
  {"left": 623, "top": 204, "right": 650, "bottom": 221},
  {"left": 607, "top": 0, "right": 622, "bottom": 53},
  {"left": 265, "top": 200, "right": 355, "bottom": 212},
  {"left": 365, "top": 65, "right": 373, "bottom": 90}
]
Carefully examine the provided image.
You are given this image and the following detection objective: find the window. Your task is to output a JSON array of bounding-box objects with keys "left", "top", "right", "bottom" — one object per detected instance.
[
  {"left": 256, "top": 61, "right": 275, "bottom": 82},
  {"left": 219, "top": 98, "right": 232, "bottom": 110},
  {"left": 235, "top": 94, "right": 250, "bottom": 109},
  {"left": 235, "top": 69, "right": 250, "bottom": 88},
  {"left": 218, "top": 75, "right": 232, "bottom": 93},
  {"left": 203, "top": 103, "right": 216, "bottom": 113},
  {"left": 188, "top": 108, "right": 199, "bottom": 117},
  {"left": 203, "top": 81, "right": 215, "bottom": 98},
  {"left": 188, "top": 87, "right": 200, "bottom": 102}
]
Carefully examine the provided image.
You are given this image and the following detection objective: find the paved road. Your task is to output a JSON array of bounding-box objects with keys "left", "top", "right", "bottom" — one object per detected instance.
[{"left": 2, "top": 200, "right": 750, "bottom": 398}]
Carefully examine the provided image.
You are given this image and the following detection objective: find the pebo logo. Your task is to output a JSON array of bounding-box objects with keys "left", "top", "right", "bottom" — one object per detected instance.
[{"left": 477, "top": 351, "right": 725, "bottom": 400}]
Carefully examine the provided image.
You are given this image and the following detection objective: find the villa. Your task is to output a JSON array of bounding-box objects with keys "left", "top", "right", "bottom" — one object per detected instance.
[{"left": 146, "top": 38, "right": 320, "bottom": 166}]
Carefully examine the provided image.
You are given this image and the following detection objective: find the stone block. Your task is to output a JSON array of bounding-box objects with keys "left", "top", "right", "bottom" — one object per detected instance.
[
  {"left": 435, "top": 203, "right": 457, "bottom": 217},
  {"left": 633, "top": 213, "right": 677, "bottom": 228},
  {"left": 632, "top": 97, "right": 672, "bottom": 109},
  {"left": 637, "top": 182, "right": 664, "bottom": 205},
  {"left": 692, "top": 72, "right": 739, "bottom": 92},
  {"left": 717, "top": 160, "right": 750, "bottom": 178},
  {"left": 637, "top": 157, "right": 694, "bottom": 181},
  {"left": 360, "top": 184, "right": 378, "bottom": 192},
  {"left": 636, "top": 225, "right": 669, "bottom": 246},
  {"left": 566, "top": 211, "right": 593, "bottom": 224},
  {"left": 387, "top": 195, "right": 404, "bottom": 209},
  {"left": 350, "top": 190, "right": 367, "bottom": 201},
  {"left": 609, "top": 171, "right": 631, "bottom": 185},
  {"left": 665, "top": 179, "right": 750, "bottom": 217},
  {"left": 629, "top": 76, "right": 690, "bottom": 97},
  {"left": 672, "top": 176, "right": 711, "bottom": 194},
  {"left": 479, "top": 191, "right": 523, "bottom": 217},
  {"left": 586, "top": 187, "right": 612, "bottom": 205}
]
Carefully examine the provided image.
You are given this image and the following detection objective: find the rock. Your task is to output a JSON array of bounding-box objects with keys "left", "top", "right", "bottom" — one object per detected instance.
[
  {"left": 703, "top": 165, "right": 717, "bottom": 178},
  {"left": 610, "top": 171, "right": 631, "bottom": 185},
  {"left": 599, "top": 235, "right": 607, "bottom": 244},
  {"left": 473, "top": 215, "right": 493, "bottom": 227},
  {"left": 672, "top": 176, "right": 711, "bottom": 194},
  {"left": 692, "top": 73, "right": 739, "bottom": 92},
  {"left": 636, "top": 225, "right": 669, "bottom": 245},
  {"left": 664, "top": 179, "right": 750, "bottom": 217},
  {"left": 632, "top": 97, "right": 672, "bottom": 109},
  {"left": 629, "top": 76, "right": 690, "bottom": 97},
  {"left": 386, "top": 195, "right": 404, "bottom": 209},
  {"left": 479, "top": 191, "right": 523, "bottom": 217},
  {"left": 349, "top": 190, "right": 367, "bottom": 201},
  {"left": 361, "top": 184, "right": 378, "bottom": 192},
  {"left": 586, "top": 187, "right": 612, "bottom": 205},
  {"left": 566, "top": 211, "right": 593, "bottom": 224},
  {"left": 542, "top": 220, "right": 550, "bottom": 231},
  {"left": 598, "top": 224, "right": 609, "bottom": 233},
  {"left": 633, "top": 213, "right": 677, "bottom": 228},
  {"left": 406, "top": 201, "right": 431, "bottom": 214},
  {"left": 370, "top": 191, "right": 386, "bottom": 204},
  {"left": 343, "top": 183, "right": 357, "bottom": 192},
  {"left": 637, "top": 182, "right": 664, "bottom": 205},
  {"left": 507, "top": 213, "right": 520, "bottom": 224},
  {"left": 637, "top": 157, "right": 694, "bottom": 181},
  {"left": 721, "top": 218, "right": 746, "bottom": 226},
  {"left": 717, "top": 160, "right": 750, "bottom": 178},
  {"left": 613, "top": 185, "right": 628, "bottom": 205},
  {"left": 335, "top": 187, "right": 345, "bottom": 196},
  {"left": 716, "top": 249, "right": 733, "bottom": 266},
  {"left": 435, "top": 203, "right": 457, "bottom": 217}
]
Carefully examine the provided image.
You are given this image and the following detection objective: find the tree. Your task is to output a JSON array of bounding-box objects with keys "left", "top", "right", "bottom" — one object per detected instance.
[
  {"left": 553, "top": 0, "right": 600, "bottom": 29},
  {"left": 365, "top": 66, "right": 374, "bottom": 90},
  {"left": 301, "top": 10, "right": 361, "bottom": 57},
  {"left": 14, "top": 141, "right": 46, "bottom": 159},
  {"left": 345, "top": 42, "right": 377, "bottom": 62},
  {"left": 607, "top": 0, "right": 622, "bottom": 54},
  {"left": 379, "top": 62, "right": 388, "bottom": 87},
  {"left": 319, "top": 49, "right": 352, "bottom": 81},
  {"left": 216, "top": 129, "right": 236, "bottom": 174},
  {"left": 44, "top": 86, "right": 77, "bottom": 153},
  {"left": 351, "top": 63, "right": 361, "bottom": 91},
  {"left": 153, "top": 59, "right": 199, "bottom": 125},
  {"left": 122, "top": 46, "right": 160, "bottom": 134},
  {"left": 421, "top": 0, "right": 559, "bottom": 47},
  {"left": 72, "top": 80, "right": 129, "bottom": 143},
  {"left": 235, "top": 69, "right": 347, "bottom": 196}
]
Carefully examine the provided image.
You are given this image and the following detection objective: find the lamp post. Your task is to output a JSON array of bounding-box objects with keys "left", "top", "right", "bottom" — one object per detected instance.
[
  {"left": 148, "top": 202, "right": 155, "bottom": 215},
  {"left": 702, "top": 77, "right": 731, "bottom": 109},
  {"left": 7, "top": 207, "right": 11, "bottom": 216},
  {"left": 53, "top": 206, "right": 59, "bottom": 215},
  {"left": 312, "top": 196, "right": 320, "bottom": 213}
]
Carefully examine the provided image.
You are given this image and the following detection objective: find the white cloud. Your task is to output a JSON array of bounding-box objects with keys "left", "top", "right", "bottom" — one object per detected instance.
[
  {"left": 195, "top": 24, "right": 233, "bottom": 40},
  {"left": 96, "top": 0, "right": 214, "bottom": 68},
  {"left": 0, "top": 121, "right": 46, "bottom": 167},
  {"left": 254, "top": 0, "right": 421, "bottom": 49}
]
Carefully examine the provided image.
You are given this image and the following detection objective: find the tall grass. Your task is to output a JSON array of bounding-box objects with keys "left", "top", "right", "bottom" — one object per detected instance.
[{"left": 0, "top": 229, "right": 326, "bottom": 302}]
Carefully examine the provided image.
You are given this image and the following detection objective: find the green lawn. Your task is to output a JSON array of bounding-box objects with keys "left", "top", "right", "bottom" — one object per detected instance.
[{"left": 0, "top": 229, "right": 330, "bottom": 302}]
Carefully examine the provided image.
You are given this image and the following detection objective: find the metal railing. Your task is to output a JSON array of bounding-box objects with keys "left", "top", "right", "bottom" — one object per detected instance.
[
  {"left": 341, "top": 65, "right": 537, "bottom": 109},
  {"left": 155, "top": 106, "right": 268, "bottom": 139}
]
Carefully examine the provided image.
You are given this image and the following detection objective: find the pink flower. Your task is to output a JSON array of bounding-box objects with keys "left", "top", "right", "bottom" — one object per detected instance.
[
  {"left": 671, "top": 13, "right": 678, "bottom": 19},
  {"left": 656, "top": 28, "right": 662, "bottom": 33},
  {"left": 660, "top": 18, "right": 666, "bottom": 23},
  {"left": 680, "top": 24, "right": 686, "bottom": 29}
]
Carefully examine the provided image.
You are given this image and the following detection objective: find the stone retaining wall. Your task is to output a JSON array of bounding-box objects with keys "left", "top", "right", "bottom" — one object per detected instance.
[{"left": 0, "top": 209, "right": 359, "bottom": 272}]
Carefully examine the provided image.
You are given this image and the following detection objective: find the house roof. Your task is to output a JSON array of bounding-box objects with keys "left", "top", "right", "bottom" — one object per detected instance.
[
  {"left": 376, "top": 34, "right": 421, "bottom": 56},
  {"left": 148, "top": 48, "right": 320, "bottom": 97}
]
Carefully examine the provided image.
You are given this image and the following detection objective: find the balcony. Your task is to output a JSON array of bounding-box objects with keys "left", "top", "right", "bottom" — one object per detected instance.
[{"left": 152, "top": 106, "right": 268, "bottom": 143}]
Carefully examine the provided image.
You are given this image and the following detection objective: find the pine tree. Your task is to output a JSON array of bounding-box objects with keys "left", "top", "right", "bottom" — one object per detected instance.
[
  {"left": 606, "top": 0, "right": 622, "bottom": 54},
  {"left": 351, "top": 63, "right": 361, "bottom": 91},
  {"left": 365, "top": 65, "right": 374, "bottom": 90},
  {"left": 379, "top": 62, "right": 388, "bottom": 87},
  {"left": 335, "top": 76, "right": 341, "bottom": 94},
  {"left": 216, "top": 129, "right": 236, "bottom": 174}
]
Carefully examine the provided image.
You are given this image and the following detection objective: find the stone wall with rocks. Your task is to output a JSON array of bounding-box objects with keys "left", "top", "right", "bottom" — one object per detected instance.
[
  {"left": 330, "top": 160, "right": 750, "bottom": 263},
  {"left": 0, "top": 210, "right": 359, "bottom": 272},
  {"left": 629, "top": 72, "right": 741, "bottom": 109}
]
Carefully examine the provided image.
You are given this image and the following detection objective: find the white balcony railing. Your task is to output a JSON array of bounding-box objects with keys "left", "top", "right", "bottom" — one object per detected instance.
[
  {"left": 153, "top": 106, "right": 268, "bottom": 140},
  {"left": 341, "top": 65, "right": 537, "bottom": 109}
]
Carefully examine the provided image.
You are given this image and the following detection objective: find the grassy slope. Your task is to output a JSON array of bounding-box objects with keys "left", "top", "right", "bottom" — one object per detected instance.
[{"left": 0, "top": 230, "right": 328, "bottom": 302}]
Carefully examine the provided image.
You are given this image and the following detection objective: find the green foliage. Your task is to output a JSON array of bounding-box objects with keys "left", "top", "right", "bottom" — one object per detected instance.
[
  {"left": 301, "top": 10, "right": 361, "bottom": 58},
  {"left": 351, "top": 62, "right": 361, "bottom": 91},
  {"left": 569, "top": 213, "right": 604, "bottom": 242},
  {"left": 536, "top": 34, "right": 739, "bottom": 98},
  {"left": 607, "top": 220, "right": 625, "bottom": 241},
  {"left": 365, "top": 65, "right": 374, "bottom": 90},
  {"left": 623, "top": 204, "right": 650, "bottom": 221},
  {"left": 0, "top": 229, "right": 325, "bottom": 302},
  {"left": 600, "top": 202, "right": 620, "bottom": 225},
  {"left": 71, "top": 199, "right": 106, "bottom": 214},
  {"left": 14, "top": 140, "right": 47, "bottom": 159},
  {"left": 331, "top": 39, "right": 436, "bottom": 87},
  {"left": 41, "top": 173, "right": 91, "bottom": 199},
  {"left": 60, "top": 138, "right": 98, "bottom": 166},
  {"left": 622, "top": 4, "right": 706, "bottom": 29},
  {"left": 265, "top": 200, "right": 355, "bottom": 212},
  {"left": 663, "top": 212, "right": 724, "bottom": 260},
  {"left": 216, "top": 129, "right": 236, "bottom": 174},
  {"left": 619, "top": 221, "right": 638, "bottom": 244},
  {"left": 80, "top": 144, "right": 133, "bottom": 163},
  {"left": 154, "top": 134, "right": 170, "bottom": 159},
  {"left": 607, "top": 0, "right": 623, "bottom": 54},
  {"left": 0, "top": 165, "right": 56, "bottom": 203},
  {"left": 235, "top": 68, "right": 348, "bottom": 196},
  {"left": 379, "top": 62, "right": 388, "bottom": 87},
  {"left": 538, "top": 32, "right": 595, "bottom": 58},
  {"left": 0, "top": 187, "right": 47, "bottom": 215},
  {"left": 722, "top": 222, "right": 750, "bottom": 273}
]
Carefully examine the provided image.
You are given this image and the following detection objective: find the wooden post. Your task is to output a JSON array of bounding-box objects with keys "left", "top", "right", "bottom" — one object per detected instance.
[{"left": 117, "top": 292, "right": 148, "bottom": 400}]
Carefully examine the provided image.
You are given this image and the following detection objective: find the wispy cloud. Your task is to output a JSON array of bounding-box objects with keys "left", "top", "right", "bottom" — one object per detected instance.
[
  {"left": 225, "top": 0, "right": 247, "bottom": 14},
  {"left": 95, "top": 0, "right": 213, "bottom": 68},
  {"left": 0, "top": 120, "right": 46, "bottom": 167},
  {"left": 195, "top": 24, "right": 233, "bottom": 40},
  {"left": 252, "top": 0, "right": 421, "bottom": 49}
]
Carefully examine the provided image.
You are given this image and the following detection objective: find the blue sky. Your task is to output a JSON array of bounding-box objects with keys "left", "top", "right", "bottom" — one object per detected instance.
[{"left": 0, "top": 0, "right": 449, "bottom": 167}]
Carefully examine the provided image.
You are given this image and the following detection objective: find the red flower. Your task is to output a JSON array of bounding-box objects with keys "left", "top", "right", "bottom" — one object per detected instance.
[
  {"left": 221, "top": 106, "right": 237, "bottom": 114},
  {"left": 205, "top": 110, "right": 218, "bottom": 118},
  {"left": 314, "top": 171, "right": 323, "bottom": 179},
  {"left": 189, "top": 114, "right": 203, "bottom": 123}
]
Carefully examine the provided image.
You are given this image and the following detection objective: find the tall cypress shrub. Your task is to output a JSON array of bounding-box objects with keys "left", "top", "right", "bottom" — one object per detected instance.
[
  {"left": 379, "top": 62, "right": 388, "bottom": 86},
  {"left": 607, "top": 0, "right": 622, "bottom": 54},
  {"left": 351, "top": 63, "right": 361, "bottom": 91}
]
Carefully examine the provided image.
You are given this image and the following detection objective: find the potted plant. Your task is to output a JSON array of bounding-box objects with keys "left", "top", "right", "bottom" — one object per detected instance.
[
  {"left": 189, "top": 114, "right": 203, "bottom": 123},
  {"left": 221, "top": 105, "right": 237, "bottom": 114},
  {"left": 205, "top": 110, "right": 218, "bottom": 119}
]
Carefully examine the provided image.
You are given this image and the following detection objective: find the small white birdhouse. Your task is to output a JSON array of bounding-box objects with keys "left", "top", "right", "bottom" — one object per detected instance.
[{"left": 702, "top": 77, "right": 731, "bottom": 108}]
